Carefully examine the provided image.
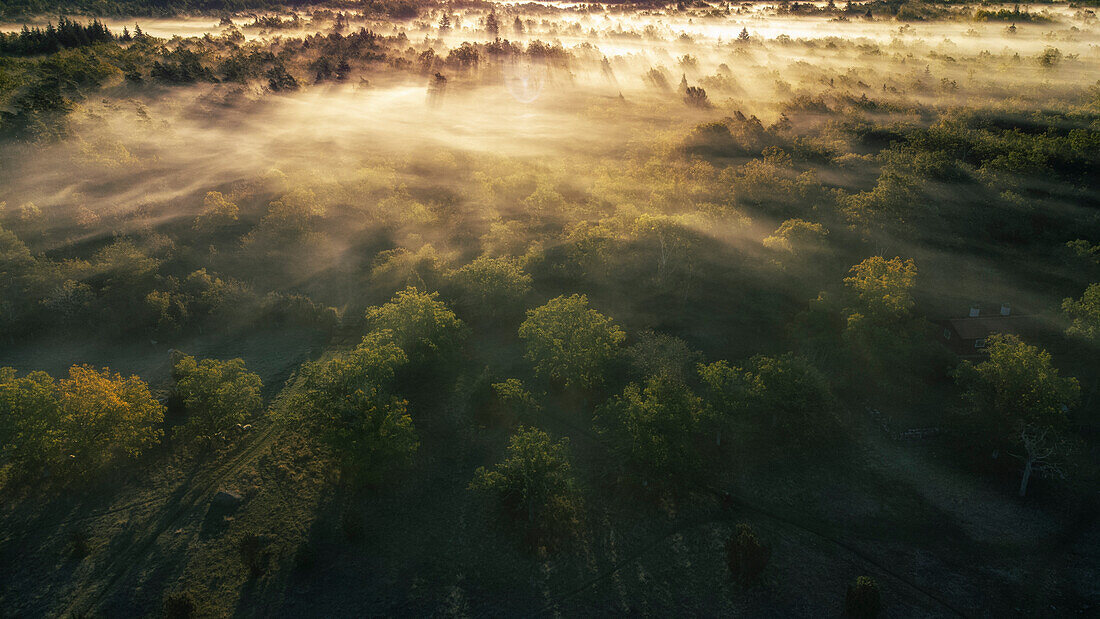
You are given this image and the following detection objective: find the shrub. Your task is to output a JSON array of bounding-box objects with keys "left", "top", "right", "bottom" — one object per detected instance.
[
  {"left": 68, "top": 529, "right": 90, "bottom": 560},
  {"left": 846, "top": 576, "right": 882, "bottom": 618},
  {"left": 239, "top": 533, "right": 269, "bottom": 577},
  {"left": 162, "top": 591, "right": 196, "bottom": 619},
  {"left": 725, "top": 524, "right": 770, "bottom": 584}
]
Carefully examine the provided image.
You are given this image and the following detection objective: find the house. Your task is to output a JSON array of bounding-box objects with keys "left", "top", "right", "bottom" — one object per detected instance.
[{"left": 935, "top": 303, "right": 1038, "bottom": 357}]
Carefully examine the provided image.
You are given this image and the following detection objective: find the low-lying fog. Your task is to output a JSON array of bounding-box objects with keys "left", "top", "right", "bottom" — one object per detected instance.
[
  {"left": 5, "top": 3, "right": 1095, "bottom": 212},
  {"left": 1, "top": 2, "right": 1098, "bottom": 322}
]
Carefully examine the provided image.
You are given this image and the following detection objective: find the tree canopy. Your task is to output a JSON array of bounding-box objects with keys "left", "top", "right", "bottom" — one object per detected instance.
[
  {"left": 470, "top": 426, "right": 579, "bottom": 544},
  {"left": 172, "top": 355, "right": 263, "bottom": 445},
  {"left": 727, "top": 354, "right": 836, "bottom": 442},
  {"left": 57, "top": 365, "right": 165, "bottom": 474},
  {"left": 954, "top": 333, "right": 1080, "bottom": 496},
  {"left": 843, "top": 256, "right": 917, "bottom": 321},
  {"left": 955, "top": 333, "right": 1079, "bottom": 430},
  {"left": 0, "top": 367, "right": 62, "bottom": 472},
  {"left": 365, "top": 286, "right": 468, "bottom": 364},
  {"left": 448, "top": 256, "right": 532, "bottom": 318},
  {"left": 286, "top": 331, "right": 417, "bottom": 482},
  {"left": 2, "top": 365, "right": 164, "bottom": 478},
  {"left": 594, "top": 375, "right": 704, "bottom": 484},
  {"left": 518, "top": 294, "right": 625, "bottom": 389},
  {"left": 1063, "top": 283, "right": 1100, "bottom": 343}
]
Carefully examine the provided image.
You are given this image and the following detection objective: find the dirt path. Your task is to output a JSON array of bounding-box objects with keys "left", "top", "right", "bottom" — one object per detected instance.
[{"left": 60, "top": 420, "right": 284, "bottom": 617}]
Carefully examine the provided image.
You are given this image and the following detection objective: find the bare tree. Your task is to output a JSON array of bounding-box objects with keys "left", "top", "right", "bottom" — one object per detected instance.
[{"left": 1015, "top": 424, "right": 1066, "bottom": 498}]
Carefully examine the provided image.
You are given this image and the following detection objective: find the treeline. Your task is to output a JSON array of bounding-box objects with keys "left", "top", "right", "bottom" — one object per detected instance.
[
  {"left": 0, "top": 0, "right": 425, "bottom": 19},
  {"left": 974, "top": 5, "right": 1051, "bottom": 22},
  {"left": 0, "top": 229, "right": 337, "bottom": 339},
  {"left": 0, "top": 18, "right": 391, "bottom": 139},
  {"left": 1, "top": 354, "right": 264, "bottom": 483},
  {"left": 0, "top": 17, "right": 113, "bottom": 56}
]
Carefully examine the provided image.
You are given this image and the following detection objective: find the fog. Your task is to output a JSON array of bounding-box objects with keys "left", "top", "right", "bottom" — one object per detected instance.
[{"left": 2, "top": 2, "right": 1099, "bottom": 325}]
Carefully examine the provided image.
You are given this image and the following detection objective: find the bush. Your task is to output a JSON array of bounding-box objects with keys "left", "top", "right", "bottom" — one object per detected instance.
[
  {"left": 238, "top": 533, "right": 269, "bottom": 577},
  {"left": 68, "top": 529, "right": 90, "bottom": 560},
  {"left": 162, "top": 590, "right": 196, "bottom": 619},
  {"left": 725, "top": 524, "right": 770, "bottom": 584},
  {"left": 846, "top": 576, "right": 882, "bottom": 618}
]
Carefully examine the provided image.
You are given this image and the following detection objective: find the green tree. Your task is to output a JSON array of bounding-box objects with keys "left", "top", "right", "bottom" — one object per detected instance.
[
  {"left": 0, "top": 224, "right": 37, "bottom": 329},
  {"left": 0, "top": 367, "right": 62, "bottom": 473},
  {"left": 762, "top": 218, "right": 828, "bottom": 254},
  {"left": 491, "top": 378, "right": 542, "bottom": 421},
  {"left": 286, "top": 332, "right": 417, "bottom": 482},
  {"left": 954, "top": 334, "right": 1079, "bottom": 497},
  {"left": 845, "top": 576, "right": 883, "bottom": 618},
  {"left": 194, "top": 191, "right": 239, "bottom": 232},
  {"left": 843, "top": 256, "right": 917, "bottom": 321},
  {"left": 365, "top": 286, "right": 468, "bottom": 364},
  {"left": 630, "top": 214, "right": 699, "bottom": 284},
  {"left": 448, "top": 256, "right": 532, "bottom": 318},
  {"left": 485, "top": 8, "right": 500, "bottom": 37},
  {"left": 594, "top": 375, "right": 704, "bottom": 484},
  {"left": 88, "top": 239, "right": 160, "bottom": 321},
  {"left": 518, "top": 294, "right": 625, "bottom": 389},
  {"left": 1062, "top": 283, "right": 1100, "bottom": 343},
  {"left": 0, "top": 224, "right": 34, "bottom": 290},
  {"left": 172, "top": 356, "right": 263, "bottom": 445},
  {"left": 470, "top": 426, "right": 579, "bottom": 544},
  {"left": 698, "top": 359, "right": 749, "bottom": 446},
  {"left": 739, "top": 354, "right": 836, "bottom": 442},
  {"left": 625, "top": 331, "right": 702, "bottom": 383},
  {"left": 242, "top": 189, "right": 323, "bottom": 257}
]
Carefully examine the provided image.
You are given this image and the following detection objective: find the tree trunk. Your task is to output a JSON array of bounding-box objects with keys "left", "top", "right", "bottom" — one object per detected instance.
[{"left": 1019, "top": 459, "right": 1032, "bottom": 498}]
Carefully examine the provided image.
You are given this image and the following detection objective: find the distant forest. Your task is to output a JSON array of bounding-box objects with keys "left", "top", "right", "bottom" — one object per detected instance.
[
  {"left": 0, "top": 0, "right": 423, "bottom": 19},
  {"left": 3, "top": 0, "right": 1097, "bottom": 20}
]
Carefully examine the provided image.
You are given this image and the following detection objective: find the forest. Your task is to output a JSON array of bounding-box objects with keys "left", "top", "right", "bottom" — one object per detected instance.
[{"left": 1, "top": 0, "right": 1098, "bottom": 616}]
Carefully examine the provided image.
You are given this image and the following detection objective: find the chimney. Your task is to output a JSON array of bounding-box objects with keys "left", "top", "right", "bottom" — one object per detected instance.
[
  {"left": 1000, "top": 303, "right": 1011, "bottom": 316},
  {"left": 969, "top": 305, "right": 980, "bottom": 318}
]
